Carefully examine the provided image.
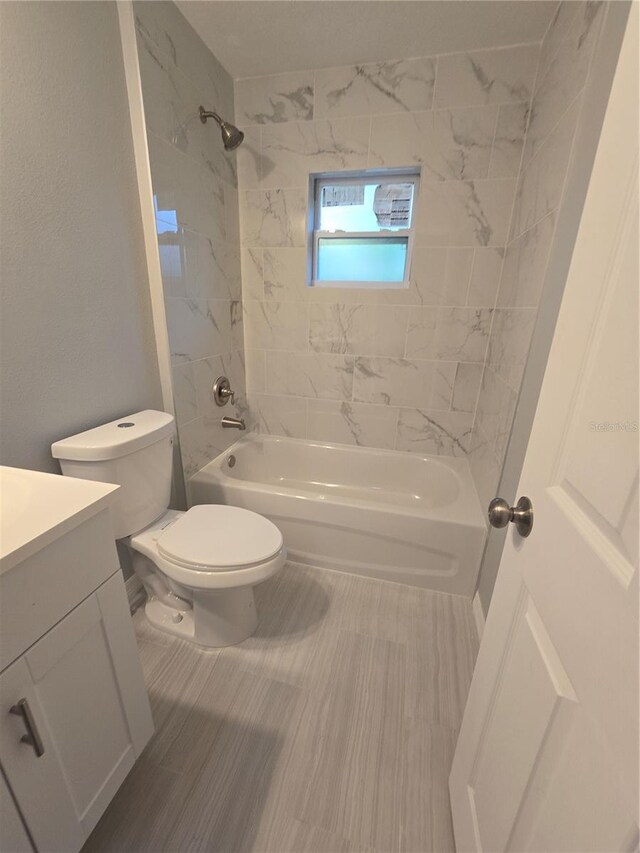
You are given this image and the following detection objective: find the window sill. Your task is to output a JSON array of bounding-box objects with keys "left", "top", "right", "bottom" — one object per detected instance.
[{"left": 310, "top": 280, "right": 410, "bottom": 290}]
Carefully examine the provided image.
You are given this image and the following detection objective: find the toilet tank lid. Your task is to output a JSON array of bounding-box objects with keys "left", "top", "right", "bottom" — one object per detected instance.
[{"left": 51, "top": 410, "right": 175, "bottom": 462}]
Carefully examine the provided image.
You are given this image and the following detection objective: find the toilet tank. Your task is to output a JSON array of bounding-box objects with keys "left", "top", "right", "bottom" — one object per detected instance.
[{"left": 52, "top": 410, "right": 175, "bottom": 539}]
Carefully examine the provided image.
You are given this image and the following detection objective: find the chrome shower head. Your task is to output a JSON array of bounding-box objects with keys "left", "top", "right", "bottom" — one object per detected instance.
[{"left": 199, "top": 106, "right": 245, "bottom": 151}]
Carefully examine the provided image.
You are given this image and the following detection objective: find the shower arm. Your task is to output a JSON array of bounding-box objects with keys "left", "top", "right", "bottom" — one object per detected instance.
[{"left": 199, "top": 107, "right": 223, "bottom": 126}]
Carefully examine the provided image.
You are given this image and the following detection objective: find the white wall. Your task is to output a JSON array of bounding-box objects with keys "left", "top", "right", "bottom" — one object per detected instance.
[{"left": 0, "top": 1, "right": 162, "bottom": 474}]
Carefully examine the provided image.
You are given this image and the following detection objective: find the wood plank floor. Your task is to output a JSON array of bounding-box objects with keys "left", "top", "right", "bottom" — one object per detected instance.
[{"left": 84, "top": 563, "right": 478, "bottom": 853}]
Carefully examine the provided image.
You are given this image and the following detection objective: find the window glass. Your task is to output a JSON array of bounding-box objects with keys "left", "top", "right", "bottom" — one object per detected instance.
[
  {"left": 319, "top": 182, "right": 415, "bottom": 233},
  {"left": 317, "top": 237, "right": 408, "bottom": 282}
]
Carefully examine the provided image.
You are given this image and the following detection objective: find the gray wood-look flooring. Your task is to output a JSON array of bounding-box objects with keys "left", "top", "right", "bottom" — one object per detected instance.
[{"left": 84, "top": 563, "right": 478, "bottom": 853}]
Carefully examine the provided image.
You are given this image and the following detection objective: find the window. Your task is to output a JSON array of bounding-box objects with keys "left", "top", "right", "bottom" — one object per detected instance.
[{"left": 310, "top": 170, "right": 419, "bottom": 287}]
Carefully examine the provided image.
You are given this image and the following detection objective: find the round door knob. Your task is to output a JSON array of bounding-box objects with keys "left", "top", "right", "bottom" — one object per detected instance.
[{"left": 488, "top": 496, "right": 534, "bottom": 538}]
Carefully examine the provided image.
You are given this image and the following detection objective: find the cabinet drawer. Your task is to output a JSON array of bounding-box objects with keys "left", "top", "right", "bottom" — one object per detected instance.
[{"left": 0, "top": 509, "right": 119, "bottom": 671}]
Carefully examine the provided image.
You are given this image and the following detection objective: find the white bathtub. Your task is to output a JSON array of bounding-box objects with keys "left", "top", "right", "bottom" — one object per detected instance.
[{"left": 189, "top": 435, "right": 486, "bottom": 596}]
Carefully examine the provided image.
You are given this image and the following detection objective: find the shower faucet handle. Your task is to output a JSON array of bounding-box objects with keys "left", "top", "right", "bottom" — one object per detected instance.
[{"left": 213, "top": 376, "right": 235, "bottom": 407}]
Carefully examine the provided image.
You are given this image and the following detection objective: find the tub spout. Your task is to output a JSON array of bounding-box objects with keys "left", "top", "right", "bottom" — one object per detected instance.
[{"left": 221, "top": 416, "right": 246, "bottom": 430}]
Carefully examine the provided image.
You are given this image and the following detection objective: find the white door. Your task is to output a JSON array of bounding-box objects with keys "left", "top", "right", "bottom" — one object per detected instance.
[{"left": 449, "top": 9, "right": 639, "bottom": 853}]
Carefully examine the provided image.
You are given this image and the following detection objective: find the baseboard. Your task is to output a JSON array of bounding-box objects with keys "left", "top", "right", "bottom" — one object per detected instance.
[
  {"left": 472, "top": 591, "right": 485, "bottom": 641},
  {"left": 125, "top": 574, "right": 145, "bottom": 613}
]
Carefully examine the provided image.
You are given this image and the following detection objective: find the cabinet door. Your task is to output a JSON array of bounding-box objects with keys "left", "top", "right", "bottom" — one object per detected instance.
[
  {"left": 0, "top": 767, "right": 35, "bottom": 853},
  {"left": 0, "top": 657, "right": 84, "bottom": 852},
  {"left": 1, "top": 574, "right": 153, "bottom": 851}
]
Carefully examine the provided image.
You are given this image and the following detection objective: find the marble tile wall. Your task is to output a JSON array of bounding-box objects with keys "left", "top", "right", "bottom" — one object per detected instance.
[
  {"left": 134, "top": 2, "right": 246, "bottom": 479},
  {"left": 235, "top": 44, "right": 539, "bottom": 456},
  {"left": 468, "top": 0, "right": 607, "bottom": 508}
]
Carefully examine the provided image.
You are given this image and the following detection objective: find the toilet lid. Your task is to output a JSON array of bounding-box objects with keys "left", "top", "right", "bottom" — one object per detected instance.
[{"left": 157, "top": 505, "right": 283, "bottom": 570}]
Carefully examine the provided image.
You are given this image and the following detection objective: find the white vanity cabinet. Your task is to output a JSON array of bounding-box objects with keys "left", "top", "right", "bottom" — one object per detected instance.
[{"left": 0, "top": 467, "right": 154, "bottom": 853}]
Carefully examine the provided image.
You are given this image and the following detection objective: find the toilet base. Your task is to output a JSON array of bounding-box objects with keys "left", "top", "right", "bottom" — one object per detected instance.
[
  {"left": 144, "top": 586, "right": 258, "bottom": 648},
  {"left": 194, "top": 586, "right": 258, "bottom": 647}
]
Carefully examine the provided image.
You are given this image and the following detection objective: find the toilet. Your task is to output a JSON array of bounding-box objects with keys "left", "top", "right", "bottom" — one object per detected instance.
[{"left": 51, "top": 410, "right": 286, "bottom": 647}]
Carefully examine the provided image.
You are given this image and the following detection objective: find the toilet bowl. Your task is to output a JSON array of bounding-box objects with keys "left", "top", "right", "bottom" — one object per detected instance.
[
  {"left": 51, "top": 410, "right": 286, "bottom": 648},
  {"left": 126, "top": 505, "right": 285, "bottom": 646}
]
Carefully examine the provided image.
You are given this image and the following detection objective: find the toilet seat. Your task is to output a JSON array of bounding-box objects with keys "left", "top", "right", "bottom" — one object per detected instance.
[
  {"left": 158, "top": 504, "right": 283, "bottom": 571},
  {"left": 129, "top": 506, "right": 286, "bottom": 592}
]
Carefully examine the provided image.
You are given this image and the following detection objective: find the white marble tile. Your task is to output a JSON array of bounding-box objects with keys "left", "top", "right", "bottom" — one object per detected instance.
[
  {"left": 466, "top": 248, "right": 503, "bottom": 307},
  {"left": 178, "top": 415, "right": 233, "bottom": 479},
  {"left": 467, "top": 418, "right": 502, "bottom": 510},
  {"left": 405, "top": 307, "right": 491, "bottom": 362},
  {"left": 510, "top": 97, "right": 580, "bottom": 239},
  {"left": 245, "top": 349, "right": 266, "bottom": 394},
  {"left": 487, "top": 307, "right": 537, "bottom": 391},
  {"left": 396, "top": 409, "right": 473, "bottom": 457},
  {"left": 240, "top": 189, "right": 307, "bottom": 247},
  {"left": 235, "top": 72, "right": 314, "bottom": 125},
  {"left": 243, "top": 300, "right": 309, "bottom": 351},
  {"left": 306, "top": 400, "right": 399, "bottom": 449},
  {"left": 190, "top": 351, "right": 247, "bottom": 419},
  {"left": 165, "top": 297, "right": 231, "bottom": 363},
  {"left": 163, "top": 229, "right": 240, "bottom": 301},
  {"left": 136, "top": 30, "right": 236, "bottom": 189},
  {"left": 249, "top": 394, "right": 308, "bottom": 438},
  {"left": 224, "top": 185, "right": 240, "bottom": 245},
  {"left": 434, "top": 44, "right": 538, "bottom": 109},
  {"left": 241, "top": 248, "right": 264, "bottom": 300},
  {"left": 525, "top": 2, "right": 603, "bottom": 164},
  {"left": 451, "top": 363, "right": 483, "bottom": 413},
  {"left": 370, "top": 106, "right": 497, "bottom": 180},
  {"left": 172, "top": 362, "right": 197, "bottom": 425},
  {"left": 538, "top": 1, "right": 584, "bottom": 75},
  {"left": 235, "top": 126, "right": 262, "bottom": 189},
  {"left": 473, "top": 366, "right": 518, "bottom": 462},
  {"left": 353, "top": 357, "right": 455, "bottom": 410},
  {"left": 193, "top": 355, "right": 223, "bottom": 418},
  {"left": 134, "top": 2, "right": 234, "bottom": 124},
  {"left": 497, "top": 212, "right": 556, "bottom": 308},
  {"left": 149, "top": 133, "right": 226, "bottom": 243},
  {"left": 263, "top": 248, "right": 309, "bottom": 301},
  {"left": 309, "top": 304, "right": 409, "bottom": 357},
  {"left": 415, "top": 179, "right": 516, "bottom": 247},
  {"left": 316, "top": 57, "right": 435, "bottom": 118},
  {"left": 266, "top": 351, "right": 354, "bottom": 400},
  {"left": 409, "top": 247, "right": 474, "bottom": 306},
  {"left": 261, "top": 117, "right": 370, "bottom": 188},
  {"left": 488, "top": 103, "right": 528, "bottom": 178},
  {"left": 230, "top": 299, "right": 244, "bottom": 350},
  {"left": 157, "top": 229, "right": 188, "bottom": 298}
]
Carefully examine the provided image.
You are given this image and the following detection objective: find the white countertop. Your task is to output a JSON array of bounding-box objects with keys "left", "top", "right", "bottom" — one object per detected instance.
[{"left": 0, "top": 466, "right": 119, "bottom": 574}]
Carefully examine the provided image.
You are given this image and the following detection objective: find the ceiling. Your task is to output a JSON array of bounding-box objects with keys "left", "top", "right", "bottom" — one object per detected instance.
[{"left": 176, "top": 1, "right": 557, "bottom": 80}]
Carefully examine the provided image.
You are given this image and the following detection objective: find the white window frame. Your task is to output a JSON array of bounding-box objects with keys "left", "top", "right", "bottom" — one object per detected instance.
[{"left": 308, "top": 168, "right": 420, "bottom": 289}]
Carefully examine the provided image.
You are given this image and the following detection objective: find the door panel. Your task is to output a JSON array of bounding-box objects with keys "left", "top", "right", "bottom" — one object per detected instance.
[{"left": 469, "top": 589, "right": 577, "bottom": 852}]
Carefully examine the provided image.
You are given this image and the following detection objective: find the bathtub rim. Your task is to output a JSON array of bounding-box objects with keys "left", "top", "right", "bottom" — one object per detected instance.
[{"left": 189, "top": 433, "right": 487, "bottom": 530}]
